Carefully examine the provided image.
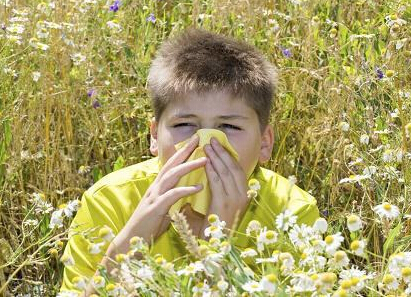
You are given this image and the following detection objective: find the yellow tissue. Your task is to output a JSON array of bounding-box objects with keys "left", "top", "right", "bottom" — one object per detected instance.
[{"left": 166, "top": 129, "right": 239, "bottom": 216}]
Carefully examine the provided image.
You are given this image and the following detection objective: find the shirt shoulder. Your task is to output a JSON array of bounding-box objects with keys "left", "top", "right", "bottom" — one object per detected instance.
[{"left": 86, "top": 156, "right": 160, "bottom": 196}]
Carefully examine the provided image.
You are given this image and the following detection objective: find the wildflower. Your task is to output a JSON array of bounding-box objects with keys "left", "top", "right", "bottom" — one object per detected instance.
[
  {"left": 91, "top": 275, "right": 105, "bottom": 289},
  {"left": 279, "top": 252, "right": 295, "bottom": 274},
  {"left": 281, "top": 48, "right": 292, "bottom": 58},
  {"left": 247, "top": 189, "right": 258, "bottom": 199},
  {"left": 217, "top": 279, "right": 229, "bottom": 292},
  {"left": 106, "top": 20, "right": 122, "bottom": 32},
  {"left": 98, "top": 226, "right": 115, "bottom": 242},
  {"left": 32, "top": 71, "right": 41, "bottom": 82},
  {"left": 70, "top": 53, "right": 86, "bottom": 66},
  {"left": 137, "top": 265, "right": 154, "bottom": 279},
  {"left": 257, "top": 228, "right": 278, "bottom": 252},
  {"left": 115, "top": 253, "right": 129, "bottom": 264},
  {"left": 92, "top": 99, "right": 101, "bottom": 109},
  {"left": 376, "top": 67, "right": 384, "bottom": 79},
  {"left": 60, "top": 254, "right": 74, "bottom": 266},
  {"left": 242, "top": 280, "right": 263, "bottom": 293},
  {"left": 329, "top": 250, "right": 350, "bottom": 268},
  {"left": 30, "top": 192, "right": 53, "bottom": 214},
  {"left": 382, "top": 274, "right": 399, "bottom": 291},
  {"left": 382, "top": 149, "right": 394, "bottom": 163},
  {"left": 6, "top": 23, "right": 25, "bottom": 34},
  {"left": 289, "top": 224, "right": 313, "bottom": 248},
  {"left": 248, "top": 178, "right": 261, "bottom": 191},
  {"left": 220, "top": 240, "right": 231, "bottom": 254},
  {"left": 275, "top": 209, "right": 297, "bottom": 231},
  {"left": 402, "top": 267, "right": 411, "bottom": 283},
  {"left": 347, "top": 214, "right": 362, "bottom": 232},
  {"left": 23, "top": 219, "right": 39, "bottom": 227},
  {"left": 359, "top": 134, "right": 369, "bottom": 145},
  {"left": 129, "top": 236, "right": 147, "bottom": 252},
  {"left": 373, "top": 202, "right": 400, "bottom": 220},
  {"left": 324, "top": 232, "right": 344, "bottom": 255},
  {"left": 146, "top": 13, "right": 156, "bottom": 23},
  {"left": 109, "top": 0, "right": 120, "bottom": 12},
  {"left": 313, "top": 217, "right": 328, "bottom": 233},
  {"left": 88, "top": 242, "right": 105, "bottom": 255},
  {"left": 385, "top": 70, "right": 395, "bottom": 78},
  {"left": 193, "top": 280, "right": 211, "bottom": 296},
  {"left": 106, "top": 283, "right": 125, "bottom": 296},
  {"left": 290, "top": 273, "right": 316, "bottom": 293},
  {"left": 62, "top": 199, "right": 81, "bottom": 218},
  {"left": 49, "top": 209, "right": 64, "bottom": 229},
  {"left": 87, "top": 89, "right": 96, "bottom": 98},
  {"left": 240, "top": 247, "right": 258, "bottom": 259},
  {"left": 339, "top": 266, "right": 370, "bottom": 292},
  {"left": 72, "top": 276, "right": 87, "bottom": 290},
  {"left": 246, "top": 219, "right": 261, "bottom": 236},
  {"left": 350, "top": 240, "right": 366, "bottom": 257},
  {"left": 329, "top": 27, "right": 338, "bottom": 38},
  {"left": 260, "top": 274, "right": 277, "bottom": 294},
  {"left": 177, "top": 261, "right": 205, "bottom": 276},
  {"left": 204, "top": 223, "right": 225, "bottom": 238},
  {"left": 49, "top": 248, "right": 59, "bottom": 258},
  {"left": 208, "top": 237, "right": 220, "bottom": 248},
  {"left": 339, "top": 121, "right": 350, "bottom": 132}
]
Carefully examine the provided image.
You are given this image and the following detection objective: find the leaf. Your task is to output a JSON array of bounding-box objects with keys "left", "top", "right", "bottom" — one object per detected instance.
[
  {"left": 383, "top": 222, "right": 402, "bottom": 256},
  {"left": 113, "top": 155, "right": 125, "bottom": 172}
]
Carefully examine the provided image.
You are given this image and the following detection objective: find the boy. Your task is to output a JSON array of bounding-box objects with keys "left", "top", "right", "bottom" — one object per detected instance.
[{"left": 60, "top": 28, "right": 319, "bottom": 294}]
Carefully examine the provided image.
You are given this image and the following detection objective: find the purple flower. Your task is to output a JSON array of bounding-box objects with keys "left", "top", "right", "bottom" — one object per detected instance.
[
  {"left": 1, "top": 23, "right": 6, "bottom": 31},
  {"left": 109, "top": 0, "right": 120, "bottom": 12},
  {"left": 146, "top": 13, "right": 156, "bottom": 24},
  {"left": 92, "top": 99, "right": 101, "bottom": 109},
  {"left": 321, "top": 210, "right": 329, "bottom": 218},
  {"left": 87, "top": 89, "right": 96, "bottom": 98},
  {"left": 282, "top": 48, "right": 292, "bottom": 58},
  {"left": 376, "top": 67, "right": 384, "bottom": 79}
]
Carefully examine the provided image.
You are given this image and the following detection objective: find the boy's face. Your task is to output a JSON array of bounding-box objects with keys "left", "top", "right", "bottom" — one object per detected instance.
[{"left": 149, "top": 90, "right": 274, "bottom": 177}]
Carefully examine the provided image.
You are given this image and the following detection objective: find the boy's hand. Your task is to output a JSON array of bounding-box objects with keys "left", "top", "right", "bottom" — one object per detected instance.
[
  {"left": 110, "top": 134, "right": 207, "bottom": 252},
  {"left": 202, "top": 137, "right": 250, "bottom": 234}
]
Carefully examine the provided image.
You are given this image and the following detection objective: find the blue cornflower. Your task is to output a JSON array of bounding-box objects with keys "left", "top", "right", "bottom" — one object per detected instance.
[
  {"left": 282, "top": 48, "right": 292, "bottom": 58},
  {"left": 146, "top": 13, "right": 156, "bottom": 24},
  {"left": 109, "top": 0, "right": 120, "bottom": 12},
  {"left": 87, "top": 89, "right": 96, "bottom": 97},
  {"left": 376, "top": 67, "right": 384, "bottom": 79},
  {"left": 92, "top": 99, "right": 101, "bottom": 109}
]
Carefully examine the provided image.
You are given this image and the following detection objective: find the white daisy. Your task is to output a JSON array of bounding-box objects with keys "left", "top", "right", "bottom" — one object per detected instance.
[
  {"left": 137, "top": 265, "right": 154, "bottom": 280},
  {"left": 279, "top": 252, "right": 295, "bottom": 275},
  {"left": 242, "top": 280, "right": 263, "bottom": 293},
  {"left": 32, "top": 71, "right": 41, "bottom": 82},
  {"left": 373, "top": 202, "right": 400, "bottom": 220},
  {"left": 177, "top": 261, "right": 205, "bottom": 276},
  {"left": 339, "top": 266, "right": 370, "bottom": 292},
  {"left": 192, "top": 280, "right": 211, "bottom": 296},
  {"left": 260, "top": 274, "right": 277, "bottom": 294},
  {"left": 246, "top": 220, "right": 261, "bottom": 236},
  {"left": 256, "top": 227, "right": 278, "bottom": 252},
  {"left": 275, "top": 209, "right": 297, "bottom": 231},
  {"left": 88, "top": 242, "right": 105, "bottom": 255},
  {"left": 313, "top": 217, "right": 328, "bottom": 234},
  {"left": 91, "top": 275, "right": 105, "bottom": 289},
  {"left": 289, "top": 224, "right": 313, "bottom": 248},
  {"left": 204, "top": 225, "right": 224, "bottom": 239},
  {"left": 347, "top": 214, "right": 362, "bottom": 232},
  {"left": 328, "top": 250, "right": 350, "bottom": 269},
  {"left": 290, "top": 273, "right": 316, "bottom": 293},
  {"left": 324, "top": 232, "right": 344, "bottom": 255},
  {"left": 71, "top": 276, "right": 87, "bottom": 290},
  {"left": 60, "top": 254, "right": 74, "bottom": 266},
  {"left": 49, "top": 209, "right": 64, "bottom": 229},
  {"left": 217, "top": 279, "right": 229, "bottom": 292},
  {"left": 402, "top": 267, "right": 411, "bottom": 283},
  {"left": 207, "top": 214, "right": 226, "bottom": 228},
  {"left": 98, "top": 226, "right": 115, "bottom": 242},
  {"left": 240, "top": 248, "right": 258, "bottom": 259},
  {"left": 339, "top": 121, "right": 350, "bottom": 132},
  {"left": 359, "top": 134, "right": 369, "bottom": 145},
  {"left": 350, "top": 240, "right": 367, "bottom": 257},
  {"left": 382, "top": 274, "right": 399, "bottom": 291}
]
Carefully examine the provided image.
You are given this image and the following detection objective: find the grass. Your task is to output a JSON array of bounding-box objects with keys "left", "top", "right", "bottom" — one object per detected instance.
[{"left": 0, "top": 0, "right": 410, "bottom": 295}]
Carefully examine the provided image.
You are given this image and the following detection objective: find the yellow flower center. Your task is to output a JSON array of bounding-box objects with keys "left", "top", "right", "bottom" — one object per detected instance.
[
  {"left": 350, "top": 277, "right": 360, "bottom": 286},
  {"left": 106, "top": 284, "right": 116, "bottom": 291},
  {"left": 334, "top": 251, "right": 346, "bottom": 262},
  {"left": 58, "top": 203, "right": 67, "bottom": 210},
  {"left": 321, "top": 273, "right": 337, "bottom": 283},
  {"left": 49, "top": 248, "right": 58, "bottom": 257},
  {"left": 115, "top": 254, "right": 126, "bottom": 263},
  {"left": 266, "top": 231, "right": 275, "bottom": 240},
  {"left": 155, "top": 256, "right": 165, "bottom": 264},
  {"left": 251, "top": 283, "right": 259, "bottom": 289},
  {"left": 208, "top": 214, "right": 218, "bottom": 223},
  {"left": 383, "top": 274, "right": 394, "bottom": 284},
  {"left": 310, "top": 274, "right": 318, "bottom": 281},
  {"left": 335, "top": 289, "right": 348, "bottom": 297},
  {"left": 325, "top": 235, "right": 334, "bottom": 245},
  {"left": 98, "top": 227, "right": 110, "bottom": 237},
  {"left": 301, "top": 253, "right": 307, "bottom": 260},
  {"left": 402, "top": 267, "right": 411, "bottom": 277},
  {"left": 347, "top": 215, "right": 359, "bottom": 224},
  {"left": 265, "top": 274, "right": 277, "bottom": 283},
  {"left": 341, "top": 280, "right": 352, "bottom": 290},
  {"left": 209, "top": 238, "right": 219, "bottom": 246},
  {"left": 93, "top": 276, "right": 103, "bottom": 283},
  {"left": 350, "top": 240, "right": 360, "bottom": 250},
  {"left": 383, "top": 203, "right": 392, "bottom": 211}
]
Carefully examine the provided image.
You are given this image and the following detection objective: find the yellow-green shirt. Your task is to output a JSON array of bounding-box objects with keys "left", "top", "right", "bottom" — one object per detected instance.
[{"left": 60, "top": 157, "right": 319, "bottom": 293}]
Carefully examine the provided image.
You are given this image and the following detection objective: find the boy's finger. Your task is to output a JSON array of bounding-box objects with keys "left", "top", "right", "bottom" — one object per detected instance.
[
  {"left": 205, "top": 158, "right": 227, "bottom": 199},
  {"left": 157, "top": 157, "right": 207, "bottom": 194},
  {"left": 210, "top": 138, "right": 247, "bottom": 192},
  {"left": 160, "top": 184, "right": 204, "bottom": 211},
  {"left": 205, "top": 144, "right": 238, "bottom": 195},
  {"left": 157, "top": 134, "right": 199, "bottom": 179}
]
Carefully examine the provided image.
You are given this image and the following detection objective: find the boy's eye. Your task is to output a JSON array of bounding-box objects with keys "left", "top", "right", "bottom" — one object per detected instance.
[
  {"left": 220, "top": 124, "right": 241, "bottom": 130},
  {"left": 173, "top": 123, "right": 195, "bottom": 128}
]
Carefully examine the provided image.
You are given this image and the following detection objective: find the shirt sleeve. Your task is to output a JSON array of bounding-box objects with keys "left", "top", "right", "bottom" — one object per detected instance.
[{"left": 286, "top": 184, "right": 320, "bottom": 226}]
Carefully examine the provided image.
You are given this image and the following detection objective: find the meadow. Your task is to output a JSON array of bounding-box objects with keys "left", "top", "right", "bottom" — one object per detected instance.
[{"left": 0, "top": 0, "right": 410, "bottom": 296}]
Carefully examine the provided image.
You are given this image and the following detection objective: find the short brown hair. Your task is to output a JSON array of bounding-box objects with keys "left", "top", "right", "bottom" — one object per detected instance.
[{"left": 147, "top": 28, "right": 277, "bottom": 131}]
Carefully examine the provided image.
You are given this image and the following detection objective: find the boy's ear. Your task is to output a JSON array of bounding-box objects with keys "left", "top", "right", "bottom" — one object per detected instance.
[
  {"left": 259, "top": 124, "right": 274, "bottom": 164},
  {"left": 149, "top": 117, "right": 159, "bottom": 157}
]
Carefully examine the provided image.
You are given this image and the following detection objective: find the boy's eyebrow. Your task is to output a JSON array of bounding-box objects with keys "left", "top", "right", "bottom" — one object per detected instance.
[{"left": 171, "top": 113, "right": 250, "bottom": 120}]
